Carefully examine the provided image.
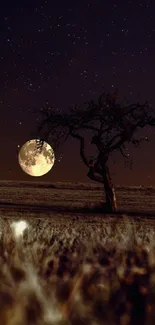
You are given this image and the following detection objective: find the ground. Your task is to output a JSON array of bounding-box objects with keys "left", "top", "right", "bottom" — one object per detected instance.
[
  {"left": 0, "top": 181, "right": 155, "bottom": 325},
  {"left": 0, "top": 180, "right": 155, "bottom": 214}
]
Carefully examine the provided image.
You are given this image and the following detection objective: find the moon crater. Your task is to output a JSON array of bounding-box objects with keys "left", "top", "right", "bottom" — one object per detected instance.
[{"left": 18, "top": 139, "right": 55, "bottom": 177}]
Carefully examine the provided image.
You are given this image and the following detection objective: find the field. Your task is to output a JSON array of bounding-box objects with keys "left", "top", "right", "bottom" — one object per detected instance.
[
  {"left": 0, "top": 181, "right": 155, "bottom": 325},
  {"left": 0, "top": 180, "right": 155, "bottom": 214}
]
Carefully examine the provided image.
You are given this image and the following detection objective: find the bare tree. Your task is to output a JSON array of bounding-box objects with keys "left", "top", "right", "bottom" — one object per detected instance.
[{"left": 36, "top": 91, "right": 155, "bottom": 212}]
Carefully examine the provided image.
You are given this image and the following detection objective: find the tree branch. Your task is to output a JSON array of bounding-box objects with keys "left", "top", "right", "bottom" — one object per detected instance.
[
  {"left": 106, "top": 132, "right": 122, "bottom": 148},
  {"left": 74, "top": 125, "right": 99, "bottom": 132},
  {"left": 107, "top": 120, "right": 143, "bottom": 152},
  {"left": 119, "top": 147, "right": 129, "bottom": 158},
  {"left": 70, "top": 131, "right": 89, "bottom": 167},
  {"left": 87, "top": 169, "right": 104, "bottom": 183},
  {"left": 131, "top": 136, "right": 149, "bottom": 147}
]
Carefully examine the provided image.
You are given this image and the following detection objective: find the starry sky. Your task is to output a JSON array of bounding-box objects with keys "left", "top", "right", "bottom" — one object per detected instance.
[{"left": 1, "top": 0, "right": 155, "bottom": 185}]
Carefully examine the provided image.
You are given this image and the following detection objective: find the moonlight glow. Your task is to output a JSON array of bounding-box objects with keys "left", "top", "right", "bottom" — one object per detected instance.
[
  {"left": 18, "top": 139, "right": 55, "bottom": 177},
  {"left": 11, "top": 220, "right": 29, "bottom": 239}
]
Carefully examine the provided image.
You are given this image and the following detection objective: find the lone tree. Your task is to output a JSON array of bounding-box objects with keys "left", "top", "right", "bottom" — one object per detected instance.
[{"left": 36, "top": 91, "right": 155, "bottom": 212}]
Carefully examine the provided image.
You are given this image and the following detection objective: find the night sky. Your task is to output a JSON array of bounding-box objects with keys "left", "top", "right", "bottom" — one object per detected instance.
[{"left": 1, "top": 0, "right": 155, "bottom": 185}]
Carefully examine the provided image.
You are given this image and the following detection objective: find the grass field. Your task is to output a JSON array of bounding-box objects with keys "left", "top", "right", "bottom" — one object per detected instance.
[
  {"left": 0, "top": 180, "right": 154, "bottom": 214},
  {"left": 0, "top": 181, "right": 155, "bottom": 324}
]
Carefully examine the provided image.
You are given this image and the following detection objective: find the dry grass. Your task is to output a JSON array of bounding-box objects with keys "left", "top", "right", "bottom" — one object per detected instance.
[
  {"left": 0, "top": 181, "right": 155, "bottom": 213},
  {"left": 0, "top": 214, "right": 154, "bottom": 324}
]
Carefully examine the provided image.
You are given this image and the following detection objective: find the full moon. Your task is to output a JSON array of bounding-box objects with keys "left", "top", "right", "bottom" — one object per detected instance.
[{"left": 18, "top": 139, "right": 55, "bottom": 177}]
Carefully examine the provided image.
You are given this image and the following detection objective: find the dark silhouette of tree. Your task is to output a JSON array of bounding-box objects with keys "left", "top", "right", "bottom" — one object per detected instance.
[{"left": 36, "top": 91, "right": 155, "bottom": 212}]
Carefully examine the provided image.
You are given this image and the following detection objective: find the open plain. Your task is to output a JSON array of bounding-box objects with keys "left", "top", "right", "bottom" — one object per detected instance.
[
  {"left": 0, "top": 180, "right": 155, "bottom": 213},
  {"left": 0, "top": 180, "right": 155, "bottom": 242},
  {"left": 0, "top": 181, "right": 154, "bottom": 325}
]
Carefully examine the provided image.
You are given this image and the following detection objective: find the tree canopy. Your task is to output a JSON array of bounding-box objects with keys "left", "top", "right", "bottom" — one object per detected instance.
[
  {"left": 36, "top": 90, "right": 155, "bottom": 212},
  {"left": 36, "top": 91, "right": 155, "bottom": 167}
]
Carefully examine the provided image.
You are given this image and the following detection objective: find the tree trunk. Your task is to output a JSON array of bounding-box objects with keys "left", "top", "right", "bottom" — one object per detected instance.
[
  {"left": 102, "top": 164, "right": 117, "bottom": 213},
  {"left": 87, "top": 159, "right": 117, "bottom": 213},
  {"left": 96, "top": 152, "right": 117, "bottom": 213}
]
